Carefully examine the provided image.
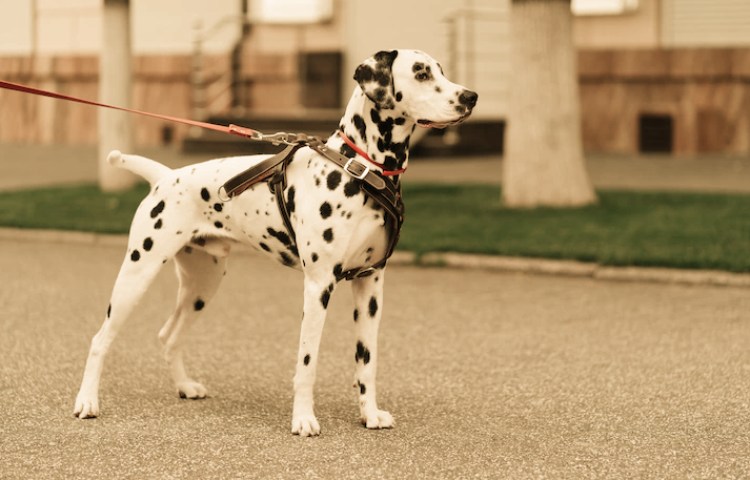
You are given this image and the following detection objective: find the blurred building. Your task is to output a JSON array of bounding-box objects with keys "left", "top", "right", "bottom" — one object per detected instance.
[
  {"left": 0, "top": 0, "right": 748, "bottom": 156},
  {"left": 575, "top": 0, "right": 750, "bottom": 155}
]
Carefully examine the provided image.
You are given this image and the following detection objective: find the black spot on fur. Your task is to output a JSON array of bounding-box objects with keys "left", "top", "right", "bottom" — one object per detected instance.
[
  {"left": 359, "top": 383, "right": 366, "bottom": 395},
  {"left": 333, "top": 263, "right": 343, "bottom": 278},
  {"left": 355, "top": 341, "right": 371, "bottom": 365},
  {"left": 383, "top": 155, "right": 399, "bottom": 171},
  {"left": 194, "top": 298, "right": 205, "bottom": 311},
  {"left": 154, "top": 218, "right": 163, "bottom": 229},
  {"left": 260, "top": 242, "right": 271, "bottom": 252},
  {"left": 369, "top": 296, "right": 379, "bottom": 317},
  {"left": 352, "top": 114, "right": 367, "bottom": 141},
  {"left": 321, "top": 289, "right": 331, "bottom": 309},
  {"left": 143, "top": 237, "right": 153, "bottom": 251},
  {"left": 214, "top": 221, "right": 223, "bottom": 229},
  {"left": 304, "top": 354, "right": 311, "bottom": 366},
  {"left": 213, "top": 203, "right": 223, "bottom": 212},
  {"left": 200, "top": 188, "right": 210, "bottom": 201},
  {"left": 344, "top": 179, "right": 360, "bottom": 197},
  {"left": 280, "top": 251, "right": 295, "bottom": 266},
  {"left": 312, "top": 253, "right": 319, "bottom": 263},
  {"left": 267, "top": 227, "right": 292, "bottom": 247},
  {"left": 287, "top": 186, "right": 296, "bottom": 214},
  {"left": 131, "top": 250, "right": 140, "bottom": 262},
  {"left": 395, "top": 91, "right": 403, "bottom": 102},
  {"left": 353, "top": 308, "right": 359, "bottom": 322},
  {"left": 320, "top": 202, "right": 332, "bottom": 219},
  {"left": 107, "top": 304, "right": 111, "bottom": 318},
  {"left": 150, "top": 200, "right": 165, "bottom": 218},
  {"left": 340, "top": 142, "right": 356, "bottom": 158},
  {"left": 327, "top": 171, "right": 342, "bottom": 190},
  {"left": 323, "top": 228, "right": 334, "bottom": 243}
]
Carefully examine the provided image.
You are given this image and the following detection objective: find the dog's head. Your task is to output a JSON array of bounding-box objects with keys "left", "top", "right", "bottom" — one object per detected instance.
[{"left": 354, "top": 49, "right": 478, "bottom": 128}]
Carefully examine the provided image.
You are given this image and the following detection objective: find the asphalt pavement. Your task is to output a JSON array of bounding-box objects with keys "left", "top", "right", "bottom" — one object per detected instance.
[
  {"left": 1, "top": 144, "right": 749, "bottom": 478},
  {"left": 1, "top": 238, "right": 749, "bottom": 479}
]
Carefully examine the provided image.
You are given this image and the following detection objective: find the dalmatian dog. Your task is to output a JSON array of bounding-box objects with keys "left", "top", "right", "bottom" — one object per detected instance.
[{"left": 73, "top": 49, "right": 478, "bottom": 436}]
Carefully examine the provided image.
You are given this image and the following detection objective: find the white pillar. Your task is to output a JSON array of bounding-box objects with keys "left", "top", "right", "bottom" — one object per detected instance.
[{"left": 98, "top": 0, "right": 137, "bottom": 192}]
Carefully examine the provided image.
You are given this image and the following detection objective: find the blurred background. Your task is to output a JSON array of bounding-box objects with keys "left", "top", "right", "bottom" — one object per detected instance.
[{"left": 1, "top": 0, "right": 748, "bottom": 156}]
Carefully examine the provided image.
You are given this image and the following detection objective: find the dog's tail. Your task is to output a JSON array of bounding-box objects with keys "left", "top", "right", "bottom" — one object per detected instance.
[{"left": 107, "top": 150, "right": 171, "bottom": 185}]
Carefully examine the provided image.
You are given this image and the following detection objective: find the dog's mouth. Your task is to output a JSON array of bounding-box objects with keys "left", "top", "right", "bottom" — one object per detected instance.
[{"left": 417, "top": 111, "right": 471, "bottom": 129}]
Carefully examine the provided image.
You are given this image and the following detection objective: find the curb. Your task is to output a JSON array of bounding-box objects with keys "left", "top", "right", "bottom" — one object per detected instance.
[
  {"left": 416, "top": 252, "right": 750, "bottom": 288},
  {"left": 1, "top": 227, "right": 748, "bottom": 288}
]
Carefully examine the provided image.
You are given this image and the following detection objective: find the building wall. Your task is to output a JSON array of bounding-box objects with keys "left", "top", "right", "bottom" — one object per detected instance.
[
  {"left": 2, "top": 0, "right": 750, "bottom": 154},
  {"left": 578, "top": 48, "right": 750, "bottom": 155},
  {"left": 661, "top": 0, "right": 750, "bottom": 47},
  {"left": 574, "top": 0, "right": 660, "bottom": 48}
]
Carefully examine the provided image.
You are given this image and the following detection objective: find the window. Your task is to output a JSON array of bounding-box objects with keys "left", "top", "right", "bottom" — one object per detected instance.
[
  {"left": 572, "top": 0, "right": 638, "bottom": 16},
  {"left": 638, "top": 114, "right": 673, "bottom": 153},
  {"left": 251, "top": 0, "right": 333, "bottom": 24}
]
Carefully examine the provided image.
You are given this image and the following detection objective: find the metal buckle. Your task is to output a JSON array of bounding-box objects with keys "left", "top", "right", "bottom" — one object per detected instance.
[{"left": 344, "top": 158, "right": 369, "bottom": 180}]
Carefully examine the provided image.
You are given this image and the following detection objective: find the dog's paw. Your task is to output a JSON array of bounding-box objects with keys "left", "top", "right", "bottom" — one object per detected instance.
[
  {"left": 177, "top": 380, "right": 208, "bottom": 399},
  {"left": 73, "top": 396, "right": 99, "bottom": 419},
  {"left": 291, "top": 414, "right": 321, "bottom": 437},
  {"left": 361, "top": 409, "right": 394, "bottom": 430}
]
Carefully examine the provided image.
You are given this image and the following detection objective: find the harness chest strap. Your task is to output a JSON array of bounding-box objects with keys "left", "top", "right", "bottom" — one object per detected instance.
[{"left": 220, "top": 142, "right": 404, "bottom": 281}]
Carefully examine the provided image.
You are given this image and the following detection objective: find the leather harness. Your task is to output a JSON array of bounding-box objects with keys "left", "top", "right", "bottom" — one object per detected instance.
[
  {"left": 0, "top": 80, "right": 405, "bottom": 279},
  {"left": 220, "top": 137, "right": 405, "bottom": 282}
]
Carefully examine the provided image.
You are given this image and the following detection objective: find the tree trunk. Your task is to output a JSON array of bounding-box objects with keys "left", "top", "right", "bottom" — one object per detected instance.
[
  {"left": 503, "top": 0, "right": 596, "bottom": 208},
  {"left": 98, "top": 0, "right": 136, "bottom": 192}
]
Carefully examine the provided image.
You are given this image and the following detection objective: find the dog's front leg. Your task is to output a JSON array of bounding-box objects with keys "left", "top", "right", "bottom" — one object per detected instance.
[
  {"left": 291, "top": 275, "right": 336, "bottom": 436},
  {"left": 351, "top": 269, "right": 393, "bottom": 429}
]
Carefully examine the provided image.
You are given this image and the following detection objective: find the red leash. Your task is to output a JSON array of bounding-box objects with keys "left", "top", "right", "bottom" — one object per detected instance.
[
  {"left": 0, "top": 79, "right": 261, "bottom": 140},
  {"left": 0, "top": 79, "right": 407, "bottom": 175}
]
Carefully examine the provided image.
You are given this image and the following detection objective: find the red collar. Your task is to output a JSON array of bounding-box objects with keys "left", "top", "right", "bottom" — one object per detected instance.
[{"left": 338, "top": 130, "right": 406, "bottom": 176}]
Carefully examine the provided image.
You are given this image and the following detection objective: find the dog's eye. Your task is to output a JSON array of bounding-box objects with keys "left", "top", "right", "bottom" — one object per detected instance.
[{"left": 415, "top": 72, "right": 430, "bottom": 81}]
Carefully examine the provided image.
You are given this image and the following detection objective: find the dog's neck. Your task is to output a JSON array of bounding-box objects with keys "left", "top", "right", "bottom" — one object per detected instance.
[{"left": 330, "top": 88, "right": 416, "bottom": 179}]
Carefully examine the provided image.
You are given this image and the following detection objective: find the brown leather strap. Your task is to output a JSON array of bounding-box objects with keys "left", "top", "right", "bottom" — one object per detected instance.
[{"left": 221, "top": 144, "right": 299, "bottom": 199}]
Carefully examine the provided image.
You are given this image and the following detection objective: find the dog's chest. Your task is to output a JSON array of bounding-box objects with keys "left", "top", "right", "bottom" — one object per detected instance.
[{"left": 192, "top": 150, "right": 389, "bottom": 272}]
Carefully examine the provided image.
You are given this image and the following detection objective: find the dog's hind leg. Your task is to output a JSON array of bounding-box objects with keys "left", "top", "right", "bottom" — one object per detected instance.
[
  {"left": 74, "top": 196, "right": 189, "bottom": 419},
  {"left": 351, "top": 270, "right": 393, "bottom": 429},
  {"left": 73, "top": 251, "right": 170, "bottom": 419},
  {"left": 158, "top": 246, "right": 228, "bottom": 399}
]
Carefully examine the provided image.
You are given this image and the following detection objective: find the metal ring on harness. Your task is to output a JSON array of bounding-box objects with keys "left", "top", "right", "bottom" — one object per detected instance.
[{"left": 217, "top": 185, "right": 232, "bottom": 203}]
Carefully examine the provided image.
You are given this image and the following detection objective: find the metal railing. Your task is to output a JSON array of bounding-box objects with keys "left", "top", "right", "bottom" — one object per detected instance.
[{"left": 190, "top": 15, "right": 250, "bottom": 131}]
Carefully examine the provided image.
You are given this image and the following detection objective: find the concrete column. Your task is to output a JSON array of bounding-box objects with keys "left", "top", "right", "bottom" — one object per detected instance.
[{"left": 98, "top": 0, "right": 136, "bottom": 192}]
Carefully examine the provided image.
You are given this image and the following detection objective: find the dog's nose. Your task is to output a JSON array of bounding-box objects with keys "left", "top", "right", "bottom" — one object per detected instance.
[{"left": 458, "top": 90, "right": 478, "bottom": 109}]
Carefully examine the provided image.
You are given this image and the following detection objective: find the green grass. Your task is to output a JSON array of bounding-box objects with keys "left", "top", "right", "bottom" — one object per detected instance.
[
  {"left": 0, "top": 183, "right": 748, "bottom": 272},
  {"left": 400, "top": 184, "right": 750, "bottom": 272},
  {"left": 0, "top": 184, "right": 151, "bottom": 233}
]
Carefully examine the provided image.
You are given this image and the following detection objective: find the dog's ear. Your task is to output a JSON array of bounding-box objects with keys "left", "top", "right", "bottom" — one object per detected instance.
[{"left": 354, "top": 50, "right": 399, "bottom": 110}]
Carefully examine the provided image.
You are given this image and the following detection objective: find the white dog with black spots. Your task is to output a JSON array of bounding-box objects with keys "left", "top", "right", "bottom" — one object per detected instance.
[{"left": 73, "top": 49, "right": 478, "bottom": 436}]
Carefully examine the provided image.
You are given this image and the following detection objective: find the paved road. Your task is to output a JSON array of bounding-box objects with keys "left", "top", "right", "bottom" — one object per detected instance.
[{"left": 1, "top": 237, "right": 748, "bottom": 479}]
